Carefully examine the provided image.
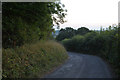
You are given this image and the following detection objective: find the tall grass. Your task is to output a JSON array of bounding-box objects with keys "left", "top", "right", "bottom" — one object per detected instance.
[{"left": 3, "top": 40, "right": 68, "bottom": 78}]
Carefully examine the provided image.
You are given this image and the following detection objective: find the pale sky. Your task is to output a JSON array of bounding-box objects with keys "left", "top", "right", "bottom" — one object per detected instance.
[{"left": 56, "top": 0, "right": 120, "bottom": 30}]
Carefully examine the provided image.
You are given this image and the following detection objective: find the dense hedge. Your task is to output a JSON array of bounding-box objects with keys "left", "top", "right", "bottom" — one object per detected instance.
[
  {"left": 3, "top": 41, "right": 68, "bottom": 78},
  {"left": 61, "top": 26, "right": 120, "bottom": 77}
]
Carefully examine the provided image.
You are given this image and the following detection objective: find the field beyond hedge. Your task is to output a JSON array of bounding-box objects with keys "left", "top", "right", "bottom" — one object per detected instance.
[{"left": 3, "top": 40, "right": 68, "bottom": 78}]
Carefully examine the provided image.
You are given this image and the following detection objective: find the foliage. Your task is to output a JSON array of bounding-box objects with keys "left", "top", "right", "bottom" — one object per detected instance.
[
  {"left": 56, "top": 27, "right": 75, "bottom": 41},
  {"left": 2, "top": 2, "right": 67, "bottom": 48},
  {"left": 62, "top": 35, "right": 84, "bottom": 52},
  {"left": 76, "top": 27, "right": 90, "bottom": 35},
  {"left": 61, "top": 26, "right": 120, "bottom": 77},
  {"left": 3, "top": 40, "right": 68, "bottom": 78},
  {"left": 2, "top": 2, "right": 68, "bottom": 79},
  {"left": 56, "top": 27, "right": 90, "bottom": 41},
  {"left": 3, "top": 18, "right": 40, "bottom": 48}
]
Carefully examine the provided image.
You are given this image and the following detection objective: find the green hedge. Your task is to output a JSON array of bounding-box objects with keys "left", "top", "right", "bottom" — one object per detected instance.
[
  {"left": 3, "top": 40, "right": 68, "bottom": 78},
  {"left": 62, "top": 28, "right": 119, "bottom": 77}
]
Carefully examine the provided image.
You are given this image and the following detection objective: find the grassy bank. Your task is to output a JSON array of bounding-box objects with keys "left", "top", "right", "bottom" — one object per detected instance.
[{"left": 3, "top": 40, "right": 68, "bottom": 78}]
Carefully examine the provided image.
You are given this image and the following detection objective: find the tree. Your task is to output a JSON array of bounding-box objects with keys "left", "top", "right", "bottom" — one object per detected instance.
[
  {"left": 76, "top": 27, "right": 90, "bottom": 35},
  {"left": 2, "top": 2, "right": 67, "bottom": 48},
  {"left": 56, "top": 27, "right": 75, "bottom": 41}
]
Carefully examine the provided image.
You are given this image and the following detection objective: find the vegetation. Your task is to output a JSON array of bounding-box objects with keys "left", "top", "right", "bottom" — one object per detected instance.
[
  {"left": 3, "top": 41, "right": 68, "bottom": 78},
  {"left": 2, "top": 2, "right": 67, "bottom": 48},
  {"left": 56, "top": 26, "right": 120, "bottom": 77},
  {"left": 2, "top": 2, "right": 68, "bottom": 78},
  {"left": 56, "top": 27, "right": 90, "bottom": 41}
]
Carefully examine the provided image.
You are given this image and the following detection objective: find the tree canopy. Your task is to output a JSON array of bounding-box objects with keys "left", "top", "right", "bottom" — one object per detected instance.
[
  {"left": 2, "top": 2, "right": 67, "bottom": 48},
  {"left": 56, "top": 27, "right": 90, "bottom": 41},
  {"left": 76, "top": 27, "right": 90, "bottom": 35}
]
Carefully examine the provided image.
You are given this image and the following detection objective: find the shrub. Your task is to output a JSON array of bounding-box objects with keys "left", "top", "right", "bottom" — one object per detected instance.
[
  {"left": 62, "top": 35, "right": 85, "bottom": 52},
  {"left": 3, "top": 40, "right": 68, "bottom": 78}
]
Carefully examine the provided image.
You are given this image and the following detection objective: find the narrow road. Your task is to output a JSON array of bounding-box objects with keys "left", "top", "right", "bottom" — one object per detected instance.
[{"left": 45, "top": 52, "right": 112, "bottom": 78}]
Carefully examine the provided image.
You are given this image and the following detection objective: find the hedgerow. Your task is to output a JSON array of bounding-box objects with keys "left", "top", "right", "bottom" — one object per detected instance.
[{"left": 61, "top": 26, "right": 120, "bottom": 77}]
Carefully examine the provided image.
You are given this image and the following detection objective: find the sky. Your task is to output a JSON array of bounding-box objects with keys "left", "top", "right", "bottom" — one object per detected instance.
[{"left": 54, "top": 0, "right": 120, "bottom": 30}]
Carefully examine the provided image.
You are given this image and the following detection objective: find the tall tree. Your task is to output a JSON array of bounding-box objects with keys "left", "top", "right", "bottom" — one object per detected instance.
[{"left": 2, "top": 2, "right": 67, "bottom": 48}]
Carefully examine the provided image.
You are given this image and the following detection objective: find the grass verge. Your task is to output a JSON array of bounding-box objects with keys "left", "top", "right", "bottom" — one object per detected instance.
[{"left": 2, "top": 40, "right": 68, "bottom": 78}]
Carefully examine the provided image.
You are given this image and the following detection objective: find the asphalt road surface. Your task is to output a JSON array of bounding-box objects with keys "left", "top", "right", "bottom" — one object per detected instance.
[{"left": 45, "top": 52, "right": 112, "bottom": 78}]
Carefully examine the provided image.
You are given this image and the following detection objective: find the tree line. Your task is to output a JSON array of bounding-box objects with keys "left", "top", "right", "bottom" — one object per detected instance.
[{"left": 56, "top": 27, "right": 91, "bottom": 41}]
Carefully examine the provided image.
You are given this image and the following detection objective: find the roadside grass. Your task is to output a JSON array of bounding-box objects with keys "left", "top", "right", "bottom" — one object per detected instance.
[{"left": 3, "top": 40, "right": 68, "bottom": 78}]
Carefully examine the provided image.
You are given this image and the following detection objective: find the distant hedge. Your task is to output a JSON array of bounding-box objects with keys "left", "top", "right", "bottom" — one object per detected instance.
[{"left": 3, "top": 41, "right": 68, "bottom": 78}]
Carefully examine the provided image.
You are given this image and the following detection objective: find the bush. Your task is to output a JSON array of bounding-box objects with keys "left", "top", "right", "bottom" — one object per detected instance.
[
  {"left": 3, "top": 40, "right": 68, "bottom": 78},
  {"left": 62, "top": 35, "right": 85, "bottom": 52},
  {"left": 62, "top": 38, "right": 73, "bottom": 51}
]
